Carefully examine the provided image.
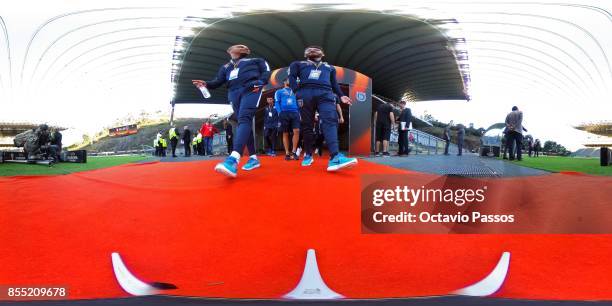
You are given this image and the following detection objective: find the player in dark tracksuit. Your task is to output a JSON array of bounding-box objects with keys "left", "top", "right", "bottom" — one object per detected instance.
[
  {"left": 288, "top": 46, "right": 358, "bottom": 172},
  {"left": 192, "top": 44, "right": 271, "bottom": 178},
  {"left": 263, "top": 97, "right": 279, "bottom": 156}
]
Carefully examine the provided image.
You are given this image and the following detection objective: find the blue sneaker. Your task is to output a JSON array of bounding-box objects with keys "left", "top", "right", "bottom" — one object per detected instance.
[
  {"left": 301, "top": 154, "right": 313, "bottom": 166},
  {"left": 327, "top": 153, "right": 358, "bottom": 172},
  {"left": 214, "top": 156, "right": 238, "bottom": 178},
  {"left": 241, "top": 157, "right": 261, "bottom": 171}
]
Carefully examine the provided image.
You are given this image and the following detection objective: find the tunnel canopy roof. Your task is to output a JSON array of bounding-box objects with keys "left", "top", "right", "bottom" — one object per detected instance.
[
  {"left": 575, "top": 121, "right": 612, "bottom": 137},
  {"left": 172, "top": 10, "right": 469, "bottom": 104}
]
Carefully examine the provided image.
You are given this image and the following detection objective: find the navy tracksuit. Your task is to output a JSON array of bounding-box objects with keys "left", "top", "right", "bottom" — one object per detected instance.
[
  {"left": 207, "top": 57, "right": 271, "bottom": 156},
  {"left": 263, "top": 105, "right": 279, "bottom": 152},
  {"left": 288, "top": 60, "right": 344, "bottom": 158}
]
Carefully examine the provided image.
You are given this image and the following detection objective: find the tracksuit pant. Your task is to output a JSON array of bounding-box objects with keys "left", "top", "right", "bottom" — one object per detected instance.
[
  {"left": 170, "top": 138, "right": 178, "bottom": 157},
  {"left": 444, "top": 139, "right": 450, "bottom": 155},
  {"left": 265, "top": 127, "right": 277, "bottom": 152},
  {"left": 398, "top": 130, "right": 409, "bottom": 155},
  {"left": 528, "top": 146, "right": 533, "bottom": 157},
  {"left": 297, "top": 87, "right": 339, "bottom": 158},
  {"left": 204, "top": 137, "right": 213, "bottom": 155},
  {"left": 184, "top": 141, "right": 191, "bottom": 157},
  {"left": 506, "top": 131, "right": 523, "bottom": 160},
  {"left": 229, "top": 87, "right": 260, "bottom": 156},
  {"left": 226, "top": 135, "right": 233, "bottom": 154}
]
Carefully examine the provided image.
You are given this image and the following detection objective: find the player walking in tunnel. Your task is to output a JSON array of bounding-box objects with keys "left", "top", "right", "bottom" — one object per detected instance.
[
  {"left": 275, "top": 80, "right": 301, "bottom": 160},
  {"left": 288, "top": 46, "right": 357, "bottom": 171},
  {"left": 192, "top": 44, "right": 271, "bottom": 178}
]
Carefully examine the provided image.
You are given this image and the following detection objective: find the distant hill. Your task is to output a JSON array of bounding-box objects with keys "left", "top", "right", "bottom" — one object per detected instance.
[
  {"left": 78, "top": 118, "right": 214, "bottom": 153},
  {"left": 572, "top": 147, "right": 601, "bottom": 158}
]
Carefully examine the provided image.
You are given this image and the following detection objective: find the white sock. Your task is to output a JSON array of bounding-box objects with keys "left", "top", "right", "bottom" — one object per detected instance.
[
  {"left": 230, "top": 151, "right": 241, "bottom": 161},
  {"left": 250, "top": 154, "right": 258, "bottom": 160}
]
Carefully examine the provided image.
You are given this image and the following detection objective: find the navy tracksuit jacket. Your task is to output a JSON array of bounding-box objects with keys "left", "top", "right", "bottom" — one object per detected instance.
[
  {"left": 263, "top": 105, "right": 279, "bottom": 129},
  {"left": 207, "top": 57, "right": 271, "bottom": 156},
  {"left": 288, "top": 60, "right": 344, "bottom": 158}
]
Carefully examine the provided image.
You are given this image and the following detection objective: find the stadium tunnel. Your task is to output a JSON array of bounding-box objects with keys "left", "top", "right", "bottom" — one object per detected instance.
[{"left": 171, "top": 10, "right": 470, "bottom": 154}]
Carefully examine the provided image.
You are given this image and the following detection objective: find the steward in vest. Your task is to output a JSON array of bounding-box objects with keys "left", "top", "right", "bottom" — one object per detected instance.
[
  {"left": 168, "top": 126, "right": 180, "bottom": 158},
  {"left": 192, "top": 136, "right": 198, "bottom": 156},
  {"left": 160, "top": 137, "right": 167, "bottom": 157},
  {"left": 196, "top": 133, "right": 203, "bottom": 155}
]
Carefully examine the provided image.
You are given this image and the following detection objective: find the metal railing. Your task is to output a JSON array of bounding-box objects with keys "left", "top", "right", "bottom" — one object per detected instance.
[
  {"left": 85, "top": 129, "right": 467, "bottom": 157},
  {"left": 390, "top": 128, "right": 467, "bottom": 155},
  {"left": 88, "top": 144, "right": 154, "bottom": 156}
]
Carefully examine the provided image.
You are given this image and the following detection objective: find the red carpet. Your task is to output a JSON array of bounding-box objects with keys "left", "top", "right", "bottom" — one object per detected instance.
[{"left": 1, "top": 157, "right": 611, "bottom": 300}]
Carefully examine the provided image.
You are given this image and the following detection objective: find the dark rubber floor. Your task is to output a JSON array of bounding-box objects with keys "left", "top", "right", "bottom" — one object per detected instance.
[{"left": 365, "top": 154, "right": 549, "bottom": 177}]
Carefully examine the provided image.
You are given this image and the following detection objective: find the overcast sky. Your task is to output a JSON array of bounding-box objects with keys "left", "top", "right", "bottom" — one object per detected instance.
[{"left": 0, "top": 0, "right": 610, "bottom": 149}]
